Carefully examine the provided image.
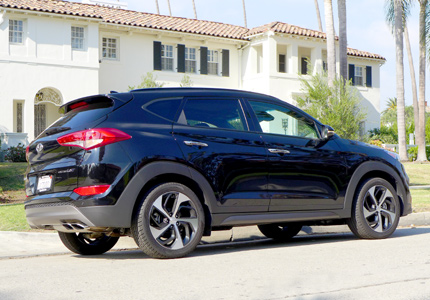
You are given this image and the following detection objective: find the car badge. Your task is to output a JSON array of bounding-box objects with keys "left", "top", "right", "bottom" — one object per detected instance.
[{"left": 36, "top": 143, "right": 44, "bottom": 154}]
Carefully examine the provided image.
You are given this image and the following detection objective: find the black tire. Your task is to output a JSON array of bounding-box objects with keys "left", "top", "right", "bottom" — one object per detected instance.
[
  {"left": 257, "top": 223, "right": 302, "bottom": 241},
  {"left": 58, "top": 232, "right": 119, "bottom": 255},
  {"left": 347, "top": 178, "right": 400, "bottom": 239},
  {"left": 132, "top": 183, "right": 205, "bottom": 259}
]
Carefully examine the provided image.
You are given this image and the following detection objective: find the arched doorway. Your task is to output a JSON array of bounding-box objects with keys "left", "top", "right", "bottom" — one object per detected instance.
[{"left": 34, "top": 87, "right": 63, "bottom": 137}]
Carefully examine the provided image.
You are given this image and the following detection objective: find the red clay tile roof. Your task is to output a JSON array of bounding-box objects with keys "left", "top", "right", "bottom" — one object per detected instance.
[
  {"left": 246, "top": 21, "right": 331, "bottom": 39},
  {"left": 0, "top": 0, "right": 385, "bottom": 60},
  {"left": 247, "top": 21, "right": 385, "bottom": 60}
]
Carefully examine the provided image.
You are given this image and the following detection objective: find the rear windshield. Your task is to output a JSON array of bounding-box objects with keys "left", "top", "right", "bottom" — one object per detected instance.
[{"left": 50, "top": 103, "right": 113, "bottom": 128}]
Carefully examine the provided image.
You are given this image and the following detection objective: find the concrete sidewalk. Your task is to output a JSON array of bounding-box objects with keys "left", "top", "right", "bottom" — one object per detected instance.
[{"left": 1, "top": 212, "right": 429, "bottom": 259}]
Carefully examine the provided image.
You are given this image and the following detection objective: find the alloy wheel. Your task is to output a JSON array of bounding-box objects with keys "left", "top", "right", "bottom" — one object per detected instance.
[{"left": 149, "top": 191, "right": 199, "bottom": 250}]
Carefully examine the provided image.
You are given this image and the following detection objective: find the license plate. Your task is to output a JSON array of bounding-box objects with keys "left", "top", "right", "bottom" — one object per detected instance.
[{"left": 37, "top": 175, "right": 53, "bottom": 192}]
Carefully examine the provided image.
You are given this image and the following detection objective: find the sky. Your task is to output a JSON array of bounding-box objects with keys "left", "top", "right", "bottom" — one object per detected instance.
[{"left": 123, "top": 0, "right": 425, "bottom": 111}]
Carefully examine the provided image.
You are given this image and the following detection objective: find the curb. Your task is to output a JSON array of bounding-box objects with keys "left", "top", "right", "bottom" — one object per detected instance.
[{"left": 1, "top": 212, "right": 429, "bottom": 259}]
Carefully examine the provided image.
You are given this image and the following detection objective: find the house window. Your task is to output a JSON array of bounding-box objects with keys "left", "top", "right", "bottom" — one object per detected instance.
[
  {"left": 102, "top": 37, "right": 118, "bottom": 60},
  {"left": 71, "top": 26, "right": 84, "bottom": 50},
  {"left": 208, "top": 50, "right": 219, "bottom": 75},
  {"left": 9, "top": 20, "right": 23, "bottom": 44},
  {"left": 301, "top": 57, "right": 309, "bottom": 75},
  {"left": 14, "top": 101, "right": 23, "bottom": 133},
  {"left": 279, "top": 54, "right": 286, "bottom": 73},
  {"left": 322, "top": 61, "right": 327, "bottom": 72},
  {"left": 162, "top": 45, "right": 174, "bottom": 71},
  {"left": 355, "top": 66, "right": 364, "bottom": 86},
  {"left": 185, "top": 47, "right": 197, "bottom": 73}
]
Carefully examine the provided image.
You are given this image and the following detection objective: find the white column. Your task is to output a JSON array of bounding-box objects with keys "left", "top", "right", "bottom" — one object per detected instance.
[{"left": 288, "top": 43, "right": 299, "bottom": 74}]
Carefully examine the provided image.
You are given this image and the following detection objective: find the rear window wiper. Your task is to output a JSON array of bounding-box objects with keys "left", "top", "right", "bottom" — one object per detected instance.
[{"left": 44, "top": 126, "right": 71, "bottom": 136}]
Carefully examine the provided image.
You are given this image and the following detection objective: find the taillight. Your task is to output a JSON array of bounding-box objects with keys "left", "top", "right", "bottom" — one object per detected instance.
[
  {"left": 57, "top": 128, "right": 131, "bottom": 150},
  {"left": 74, "top": 185, "right": 110, "bottom": 196}
]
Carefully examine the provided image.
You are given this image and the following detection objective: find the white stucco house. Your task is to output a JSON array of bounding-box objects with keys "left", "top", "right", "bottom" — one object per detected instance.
[{"left": 0, "top": 0, "right": 385, "bottom": 148}]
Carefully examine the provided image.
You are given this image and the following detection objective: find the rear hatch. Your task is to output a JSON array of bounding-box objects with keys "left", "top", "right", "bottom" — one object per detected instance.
[{"left": 25, "top": 93, "right": 132, "bottom": 197}]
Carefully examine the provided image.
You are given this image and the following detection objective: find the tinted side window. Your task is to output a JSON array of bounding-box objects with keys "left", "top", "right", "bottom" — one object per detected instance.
[
  {"left": 182, "top": 99, "right": 247, "bottom": 131},
  {"left": 249, "top": 100, "right": 318, "bottom": 139},
  {"left": 143, "top": 98, "right": 182, "bottom": 121}
]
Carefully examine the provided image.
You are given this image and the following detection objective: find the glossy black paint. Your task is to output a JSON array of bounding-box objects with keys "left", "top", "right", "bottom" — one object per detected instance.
[{"left": 24, "top": 87, "right": 412, "bottom": 233}]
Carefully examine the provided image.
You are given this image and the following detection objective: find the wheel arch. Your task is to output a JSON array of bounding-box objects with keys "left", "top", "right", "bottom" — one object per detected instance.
[
  {"left": 115, "top": 161, "right": 216, "bottom": 232},
  {"left": 344, "top": 161, "right": 407, "bottom": 217}
]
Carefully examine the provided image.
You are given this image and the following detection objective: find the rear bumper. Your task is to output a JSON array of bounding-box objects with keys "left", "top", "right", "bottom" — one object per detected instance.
[{"left": 25, "top": 201, "right": 132, "bottom": 231}]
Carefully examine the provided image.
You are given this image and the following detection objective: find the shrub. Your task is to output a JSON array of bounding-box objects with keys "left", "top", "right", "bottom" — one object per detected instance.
[
  {"left": 369, "top": 140, "right": 383, "bottom": 148},
  {"left": 5, "top": 143, "right": 26, "bottom": 162},
  {"left": 407, "top": 146, "right": 430, "bottom": 161}
]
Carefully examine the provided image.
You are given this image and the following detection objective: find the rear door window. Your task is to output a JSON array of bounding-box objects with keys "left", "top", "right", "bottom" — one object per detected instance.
[{"left": 180, "top": 98, "right": 248, "bottom": 131}]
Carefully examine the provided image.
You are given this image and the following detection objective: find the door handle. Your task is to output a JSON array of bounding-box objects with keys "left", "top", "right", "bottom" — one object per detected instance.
[
  {"left": 184, "top": 141, "right": 208, "bottom": 147},
  {"left": 268, "top": 148, "right": 290, "bottom": 154}
]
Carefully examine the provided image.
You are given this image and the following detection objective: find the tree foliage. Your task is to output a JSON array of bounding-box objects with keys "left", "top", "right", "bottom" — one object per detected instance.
[
  {"left": 128, "top": 72, "right": 164, "bottom": 90},
  {"left": 296, "top": 72, "right": 367, "bottom": 140},
  {"left": 180, "top": 74, "right": 193, "bottom": 87}
]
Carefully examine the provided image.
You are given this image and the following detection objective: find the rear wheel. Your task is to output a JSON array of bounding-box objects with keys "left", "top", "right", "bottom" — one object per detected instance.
[
  {"left": 132, "top": 183, "right": 205, "bottom": 259},
  {"left": 257, "top": 223, "right": 302, "bottom": 241},
  {"left": 347, "top": 178, "right": 400, "bottom": 239},
  {"left": 58, "top": 232, "right": 119, "bottom": 255}
]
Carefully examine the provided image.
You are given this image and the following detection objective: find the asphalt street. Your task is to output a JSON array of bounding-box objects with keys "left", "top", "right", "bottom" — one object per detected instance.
[{"left": 1, "top": 215, "right": 430, "bottom": 299}]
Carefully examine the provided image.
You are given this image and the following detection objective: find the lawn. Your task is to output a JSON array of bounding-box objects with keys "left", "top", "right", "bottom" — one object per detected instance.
[
  {"left": 0, "top": 204, "right": 32, "bottom": 231},
  {"left": 403, "top": 162, "right": 430, "bottom": 186},
  {"left": 0, "top": 162, "right": 27, "bottom": 191},
  {"left": 0, "top": 161, "right": 429, "bottom": 231}
]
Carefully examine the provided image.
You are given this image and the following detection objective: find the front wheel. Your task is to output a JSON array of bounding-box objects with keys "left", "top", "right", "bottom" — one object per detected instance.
[
  {"left": 257, "top": 223, "right": 302, "bottom": 241},
  {"left": 132, "top": 183, "right": 205, "bottom": 259},
  {"left": 347, "top": 178, "right": 400, "bottom": 239},
  {"left": 58, "top": 232, "right": 119, "bottom": 255}
]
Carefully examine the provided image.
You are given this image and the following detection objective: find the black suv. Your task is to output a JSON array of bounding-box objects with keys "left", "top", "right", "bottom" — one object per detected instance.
[{"left": 25, "top": 88, "right": 412, "bottom": 258}]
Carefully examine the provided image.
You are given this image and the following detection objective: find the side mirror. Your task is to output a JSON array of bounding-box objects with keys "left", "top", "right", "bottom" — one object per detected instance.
[{"left": 321, "top": 125, "right": 335, "bottom": 140}]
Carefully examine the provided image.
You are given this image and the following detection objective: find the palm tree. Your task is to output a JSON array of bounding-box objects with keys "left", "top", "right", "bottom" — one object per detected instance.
[
  {"left": 386, "top": 0, "right": 427, "bottom": 161},
  {"left": 314, "top": 0, "right": 323, "bottom": 32},
  {"left": 242, "top": 0, "right": 248, "bottom": 28},
  {"left": 192, "top": 0, "right": 198, "bottom": 19},
  {"left": 155, "top": 0, "right": 160, "bottom": 14},
  {"left": 394, "top": 0, "right": 408, "bottom": 161},
  {"left": 384, "top": 97, "right": 398, "bottom": 113},
  {"left": 338, "top": 0, "right": 347, "bottom": 82},
  {"left": 417, "top": 0, "right": 428, "bottom": 161},
  {"left": 167, "top": 0, "right": 172, "bottom": 16},
  {"left": 324, "top": 0, "right": 336, "bottom": 87},
  {"left": 404, "top": 25, "right": 420, "bottom": 145}
]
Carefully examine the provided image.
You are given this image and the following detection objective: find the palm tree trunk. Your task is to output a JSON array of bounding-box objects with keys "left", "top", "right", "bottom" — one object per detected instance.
[
  {"left": 167, "top": 0, "right": 172, "bottom": 16},
  {"left": 324, "top": 0, "right": 336, "bottom": 87},
  {"left": 242, "top": 0, "right": 248, "bottom": 28},
  {"left": 338, "top": 0, "right": 347, "bottom": 82},
  {"left": 394, "top": 0, "right": 408, "bottom": 161},
  {"left": 314, "top": 0, "right": 323, "bottom": 32},
  {"left": 155, "top": 0, "right": 160, "bottom": 14},
  {"left": 404, "top": 25, "right": 420, "bottom": 150},
  {"left": 417, "top": 0, "right": 428, "bottom": 161},
  {"left": 192, "top": 0, "right": 198, "bottom": 19}
]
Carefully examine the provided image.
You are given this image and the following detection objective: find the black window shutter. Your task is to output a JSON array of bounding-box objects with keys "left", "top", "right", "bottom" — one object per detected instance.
[
  {"left": 301, "top": 57, "right": 308, "bottom": 75},
  {"left": 349, "top": 64, "right": 355, "bottom": 85},
  {"left": 366, "top": 66, "right": 372, "bottom": 87},
  {"left": 200, "top": 46, "right": 208, "bottom": 75},
  {"left": 177, "top": 44, "right": 185, "bottom": 73},
  {"left": 153, "top": 41, "right": 162, "bottom": 71},
  {"left": 222, "top": 49, "right": 230, "bottom": 77}
]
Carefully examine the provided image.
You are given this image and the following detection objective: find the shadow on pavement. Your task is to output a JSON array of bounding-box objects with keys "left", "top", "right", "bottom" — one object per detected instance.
[{"left": 72, "top": 226, "right": 430, "bottom": 260}]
